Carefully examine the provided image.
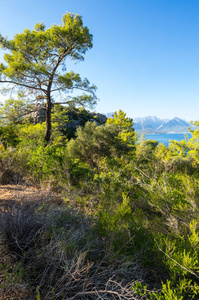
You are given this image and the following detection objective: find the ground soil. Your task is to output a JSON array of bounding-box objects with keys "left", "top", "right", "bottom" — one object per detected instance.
[{"left": 0, "top": 184, "right": 63, "bottom": 300}]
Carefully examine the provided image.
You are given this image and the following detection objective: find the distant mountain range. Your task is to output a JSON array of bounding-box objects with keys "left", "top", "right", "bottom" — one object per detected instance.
[
  {"left": 133, "top": 116, "right": 193, "bottom": 133},
  {"left": 106, "top": 113, "right": 193, "bottom": 133}
]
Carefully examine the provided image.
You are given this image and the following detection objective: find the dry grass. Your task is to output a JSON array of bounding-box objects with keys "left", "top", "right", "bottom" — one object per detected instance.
[
  {"left": 0, "top": 184, "right": 62, "bottom": 300},
  {"left": 0, "top": 186, "right": 148, "bottom": 299}
]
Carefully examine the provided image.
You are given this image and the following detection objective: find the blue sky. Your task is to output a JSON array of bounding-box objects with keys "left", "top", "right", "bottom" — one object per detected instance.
[{"left": 0, "top": 0, "right": 199, "bottom": 121}]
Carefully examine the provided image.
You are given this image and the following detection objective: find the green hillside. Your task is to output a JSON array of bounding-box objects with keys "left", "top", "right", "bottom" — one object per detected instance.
[
  {"left": 0, "top": 104, "right": 199, "bottom": 299},
  {"left": 1, "top": 12, "right": 199, "bottom": 299}
]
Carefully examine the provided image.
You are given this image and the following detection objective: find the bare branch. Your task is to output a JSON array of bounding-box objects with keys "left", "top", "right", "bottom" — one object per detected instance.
[{"left": 0, "top": 79, "right": 47, "bottom": 93}]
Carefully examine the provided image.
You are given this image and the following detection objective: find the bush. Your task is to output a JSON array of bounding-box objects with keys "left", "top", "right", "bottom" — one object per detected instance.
[{"left": 0, "top": 199, "right": 147, "bottom": 299}]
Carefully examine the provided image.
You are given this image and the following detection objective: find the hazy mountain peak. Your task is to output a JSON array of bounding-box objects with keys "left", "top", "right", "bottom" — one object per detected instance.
[
  {"left": 105, "top": 113, "right": 191, "bottom": 133},
  {"left": 133, "top": 116, "right": 190, "bottom": 133}
]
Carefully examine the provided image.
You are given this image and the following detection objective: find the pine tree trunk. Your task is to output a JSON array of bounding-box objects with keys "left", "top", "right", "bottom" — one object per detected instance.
[{"left": 45, "top": 95, "right": 52, "bottom": 143}]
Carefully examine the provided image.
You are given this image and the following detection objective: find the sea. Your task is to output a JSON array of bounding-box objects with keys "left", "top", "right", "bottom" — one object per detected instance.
[{"left": 144, "top": 133, "right": 192, "bottom": 147}]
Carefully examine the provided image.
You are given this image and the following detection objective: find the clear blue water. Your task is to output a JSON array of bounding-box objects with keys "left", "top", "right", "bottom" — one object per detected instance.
[{"left": 144, "top": 133, "right": 192, "bottom": 146}]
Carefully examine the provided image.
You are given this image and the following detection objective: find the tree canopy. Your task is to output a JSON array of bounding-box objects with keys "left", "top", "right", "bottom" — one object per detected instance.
[
  {"left": 68, "top": 121, "right": 131, "bottom": 168},
  {"left": 106, "top": 109, "right": 136, "bottom": 145},
  {"left": 0, "top": 12, "right": 97, "bottom": 142}
]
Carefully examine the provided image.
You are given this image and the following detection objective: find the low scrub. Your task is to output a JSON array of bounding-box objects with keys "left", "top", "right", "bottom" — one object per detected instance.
[{"left": 0, "top": 200, "right": 148, "bottom": 299}]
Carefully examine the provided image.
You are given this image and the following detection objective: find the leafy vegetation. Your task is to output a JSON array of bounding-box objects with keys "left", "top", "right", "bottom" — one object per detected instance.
[
  {"left": 0, "top": 12, "right": 199, "bottom": 300},
  {"left": 0, "top": 102, "right": 199, "bottom": 299},
  {"left": 0, "top": 12, "right": 97, "bottom": 142}
]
